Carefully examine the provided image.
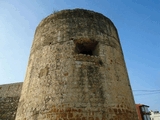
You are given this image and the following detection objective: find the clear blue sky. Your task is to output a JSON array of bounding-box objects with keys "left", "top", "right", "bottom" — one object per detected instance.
[{"left": 0, "top": 0, "right": 160, "bottom": 111}]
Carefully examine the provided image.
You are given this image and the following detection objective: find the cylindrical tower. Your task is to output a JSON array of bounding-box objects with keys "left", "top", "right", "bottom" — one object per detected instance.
[{"left": 16, "top": 9, "right": 138, "bottom": 120}]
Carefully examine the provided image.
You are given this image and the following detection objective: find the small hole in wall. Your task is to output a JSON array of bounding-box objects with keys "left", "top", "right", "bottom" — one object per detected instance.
[
  {"left": 99, "top": 60, "right": 103, "bottom": 66},
  {"left": 80, "top": 50, "right": 93, "bottom": 55},
  {"left": 74, "top": 39, "right": 98, "bottom": 56}
]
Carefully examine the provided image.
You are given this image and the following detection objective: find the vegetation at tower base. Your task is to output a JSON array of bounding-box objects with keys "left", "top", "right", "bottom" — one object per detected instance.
[{"left": 15, "top": 9, "right": 138, "bottom": 120}]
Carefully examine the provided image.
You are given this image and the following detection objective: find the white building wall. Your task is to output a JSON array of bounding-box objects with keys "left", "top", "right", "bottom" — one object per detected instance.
[{"left": 150, "top": 111, "right": 160, "bottom": 120}]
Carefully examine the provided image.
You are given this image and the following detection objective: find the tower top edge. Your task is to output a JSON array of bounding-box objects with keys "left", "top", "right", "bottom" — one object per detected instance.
[{"left": 37, "top": 8, "right": 116, "bottom": 29}]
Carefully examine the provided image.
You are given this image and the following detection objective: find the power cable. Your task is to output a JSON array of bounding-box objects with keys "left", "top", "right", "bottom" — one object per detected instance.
[
  {"left": 133, "top": 89, "right": 160, "bottom": 96},
  {"left": 133, "top": 90, "right": 160, "bottom": 92},
  {"left": 134, "top": 91, "right": 160, "bottom": 96}
]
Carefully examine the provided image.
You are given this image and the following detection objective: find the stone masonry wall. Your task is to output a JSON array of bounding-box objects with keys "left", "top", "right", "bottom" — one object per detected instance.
[
  {"left": 16, "top": 9, "right": 138, "bottom": 120},
  {"left": 0, "top": 82, "right": 22, "bottom": 120}
]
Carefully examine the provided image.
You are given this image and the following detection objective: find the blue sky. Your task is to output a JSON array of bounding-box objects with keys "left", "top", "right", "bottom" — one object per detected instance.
[{"left": 0, "top": 0, "right": 160, "bottom": 111}]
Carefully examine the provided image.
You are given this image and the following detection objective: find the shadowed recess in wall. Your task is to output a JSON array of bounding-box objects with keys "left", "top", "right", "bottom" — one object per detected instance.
[{"left": 74, "top": 38, "right": 98, "bottom": 56}]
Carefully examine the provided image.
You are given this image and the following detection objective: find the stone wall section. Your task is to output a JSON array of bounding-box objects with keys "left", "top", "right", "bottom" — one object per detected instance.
[{"left": 0, "top": 82, "right": 22, "bottom": 120}]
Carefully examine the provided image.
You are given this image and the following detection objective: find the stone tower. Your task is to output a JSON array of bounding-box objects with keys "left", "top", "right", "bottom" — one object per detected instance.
[{"left": 16, "top": 9, "right": 138, "bottom": 120}]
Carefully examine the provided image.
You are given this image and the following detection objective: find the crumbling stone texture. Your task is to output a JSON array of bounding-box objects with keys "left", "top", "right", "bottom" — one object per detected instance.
[
  {"left": 0, "top": 83, "right": 22, "bottom": 120},
  {"left": 16, "top": 9, "right": 138, "bottom": 120}
]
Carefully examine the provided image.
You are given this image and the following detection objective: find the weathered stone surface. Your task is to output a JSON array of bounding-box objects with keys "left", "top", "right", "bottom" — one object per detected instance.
[
  {"left": 0, "top": 82, "right": 22, "bottom": 120},
  {"left": 15, "top": 9, "right": 138, "bottom": 120}
]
